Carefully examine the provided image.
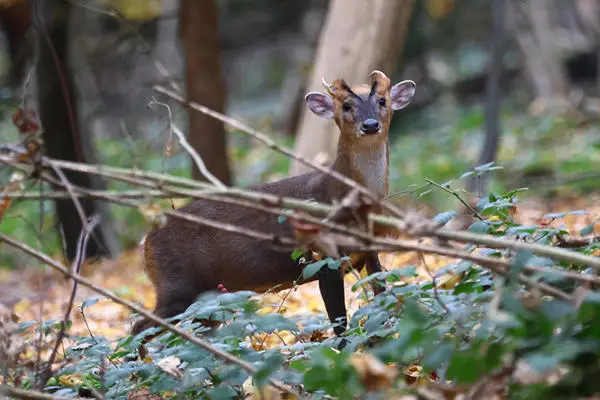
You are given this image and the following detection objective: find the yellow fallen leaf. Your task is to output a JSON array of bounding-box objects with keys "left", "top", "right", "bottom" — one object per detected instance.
[
  {"left": 13, "top": 299, "right": 30, "bottom": 318},
  {"left": 59, "top": 373, "right": 83, "bottom": 386}
]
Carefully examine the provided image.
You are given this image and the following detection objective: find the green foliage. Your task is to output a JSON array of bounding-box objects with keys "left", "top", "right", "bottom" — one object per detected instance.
[{"left": 4, "top": 154, "right": 600, "bottom": 397}]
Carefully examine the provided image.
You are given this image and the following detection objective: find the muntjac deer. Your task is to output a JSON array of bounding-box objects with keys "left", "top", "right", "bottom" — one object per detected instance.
[{"left": 132, "top": 70, "right": 416, "bottom": 338}]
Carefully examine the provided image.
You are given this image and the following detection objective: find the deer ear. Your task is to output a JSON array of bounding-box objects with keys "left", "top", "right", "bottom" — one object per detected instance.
[
  {"left": 305, "top": 92, "right": 335, "bottom": 119},
  {"left": 390, "top": 80, "right": 416, "bottom": 110}
]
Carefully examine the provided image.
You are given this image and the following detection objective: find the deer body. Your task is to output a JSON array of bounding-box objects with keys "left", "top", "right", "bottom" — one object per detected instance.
[{"left": 132, "top": 71, "right": 415, "bottom": 337}]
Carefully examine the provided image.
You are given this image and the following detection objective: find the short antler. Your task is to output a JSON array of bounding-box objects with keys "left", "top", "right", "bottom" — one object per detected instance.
[
  {"left": 321, "top": 77, "right": 334, "bottom": 95},
  {"left": 370, "top": 70, "right": 391, "bottom": 95}
]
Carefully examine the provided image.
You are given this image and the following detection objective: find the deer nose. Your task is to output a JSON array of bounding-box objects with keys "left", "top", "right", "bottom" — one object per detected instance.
[{"left": 361, "top": 119, "right": 381, "bottom": 134}]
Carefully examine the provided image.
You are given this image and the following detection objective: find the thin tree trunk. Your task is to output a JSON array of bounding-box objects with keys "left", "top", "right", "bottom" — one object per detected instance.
[
  {"left": 508, "top": 0, "right": 570, "bottom": 101},
  {"left": 290, "top": 0, "right": 415, "bottom": 176},
  {"left": 179, "top": 0, "right": 231, "bottom": 184},
  {"left": 469, "top": 0, "right": 506, "bottom": 195},
  {"left": 37, "top": 0, "right": 119, "bottom": 262},
  {"left": 0, "top": 0, "right": 30, "bottom": 87}
]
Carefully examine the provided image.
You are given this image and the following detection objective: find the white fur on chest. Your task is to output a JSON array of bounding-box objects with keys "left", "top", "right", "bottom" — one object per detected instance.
[{"left": 353, "top": 144, "right": 388, "bottom": 197}]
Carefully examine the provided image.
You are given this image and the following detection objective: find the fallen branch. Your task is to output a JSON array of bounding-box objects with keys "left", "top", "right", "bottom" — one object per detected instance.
[
  {"left": 0, "top": 385, "right": 79, "bottom": 400},
  {"left": 3, "top": 156, "right": 600, "bottom": 283},
  {"left": 556, "top": 234, "right": 600, "bottom": 248}
]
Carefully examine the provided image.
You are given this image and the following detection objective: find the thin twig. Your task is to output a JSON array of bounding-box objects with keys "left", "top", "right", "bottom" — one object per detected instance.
[
  {"left": 0, "top": 190, "right": 189, "bottom": 200},
  {"left": 3, "top": 155, "right": 600, "bottom": 278},
  {"left": 0, "top": 233, "right": 300, "bottom": 398},
  {"left": 418, "top": 252, "right": 450, "bottom": 315},
  {"left": 0, "top": 385, "right": 79, "bottom": 400},
  {"left": 39, "top": 216, "right": 101, "bottom": 388},
  {"left": 433, "top": 229, "right": 600, "bottom": 271},
  {"left": 148, "top": 97, "right": 227, "bottom": 189},
  {"left": 425, "top": 178, "right": 484, "bottom": 221}
]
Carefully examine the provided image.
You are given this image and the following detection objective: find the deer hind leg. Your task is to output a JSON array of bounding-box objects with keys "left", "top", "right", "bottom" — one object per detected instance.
[
  {"left": 365, "top": 252, "right": 385, "bottom": 295},
  {"left": 131, "top": 290, "right": 197, "bottom": 337}
]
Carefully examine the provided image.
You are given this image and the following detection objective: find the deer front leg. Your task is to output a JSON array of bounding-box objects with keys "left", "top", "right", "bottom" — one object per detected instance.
[
  {"left": 366, "top": 252, "right": 385, "bottom": 295},
  {"left": 318, "top": 266, "right": 347, "bottom": 336}
]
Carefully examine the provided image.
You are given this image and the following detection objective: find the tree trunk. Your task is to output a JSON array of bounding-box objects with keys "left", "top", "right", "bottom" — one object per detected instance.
[
  {"left": 0, "top": 0, "right": 30, "bottom": 88},
  {"left": 37, "top": 0, "right": 119, "bottom": 262},
  {"left": 469, "top": 0, "right": 506, "bottom": 195},
  {"left": 179, "top": 0, "right": 231, "bottom": 184},
  {"left": 507, "top": 0, "right": 570, "bottom": 102},
  {"left": 290, "top": 0, "right": 415, "bottom": 176}
]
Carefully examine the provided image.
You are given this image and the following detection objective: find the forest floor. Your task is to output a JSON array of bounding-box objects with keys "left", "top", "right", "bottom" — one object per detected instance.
[{"left": 1, "top": 193, "right": 600, "bottom": 349}]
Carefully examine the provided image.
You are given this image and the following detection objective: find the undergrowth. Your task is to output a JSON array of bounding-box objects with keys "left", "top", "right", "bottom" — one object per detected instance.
[{"left": 4, "top": 168, "right": 600, "bottom": 398}]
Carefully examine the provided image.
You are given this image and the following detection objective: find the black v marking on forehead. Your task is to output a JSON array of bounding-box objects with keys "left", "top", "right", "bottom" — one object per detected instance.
[
  {"left": 340, "top": 80, "right": 362, "bottom": 101},
  {"left": 369, "top": 80, "right": 377, "bottom": 97}
]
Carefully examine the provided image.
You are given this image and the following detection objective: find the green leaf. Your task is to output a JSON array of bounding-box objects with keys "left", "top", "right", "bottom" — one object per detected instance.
[
  {"left": 290, "top": 249, "right": 304, "bottom": 261},
  {"left": 207, "top": 386, "right": 238, "bottom": 400},
  {"left": 543, "top": 210, "right": 587, "bottom": 220},
  {"left": 433, "top": 211, "right": 457, "bottom": 226},
  {"left": 510, "top": 249, "right": 533, "bottom": 278},
  {"left": 81, "top": 297, "right": 99, "bottom": 311},
  {"left": 302, "top": 259, "right": 328, "bottom": 280},
  {"left": 580, "top": 219, "right": 598, "bottom": 236},
  {"left": 468, "top": 220, "right": 490, "bottom": 234},
  {"left": 423, "top": 343, "right": 454, "bottom": 370}
]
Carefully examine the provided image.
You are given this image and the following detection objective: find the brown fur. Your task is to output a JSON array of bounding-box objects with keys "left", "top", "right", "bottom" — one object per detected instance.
[{"left": 132, "top": 72, "right": 409, "bottom": 336}]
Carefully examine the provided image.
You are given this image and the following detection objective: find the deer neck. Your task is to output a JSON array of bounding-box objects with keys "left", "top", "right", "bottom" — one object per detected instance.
[{"left": 331, "top": 139, "right": 389, "bottom": 199}]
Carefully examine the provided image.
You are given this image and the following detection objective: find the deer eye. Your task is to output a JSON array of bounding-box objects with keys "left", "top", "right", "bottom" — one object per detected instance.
[
  {"left": 342, "top": 102, "right": 352, "bottom": 112},
  {"left": 378, "top": 98, "right": 386, "bottom": 107}
]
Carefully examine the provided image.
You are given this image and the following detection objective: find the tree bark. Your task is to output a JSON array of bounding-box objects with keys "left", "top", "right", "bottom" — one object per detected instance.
[
  {"left": 179, "top": 0, "right": 231, "bottom": 184},
  {"left": 0, "top": 0, "right": 30, "bottom": 87},
  {"left": 290, "top": 0, "right": 415, "bottom": 176},
  {"left": 37, "top": 0, "right": 119, "bottom": 262},
  {"left": 507, "top": 0, "right": 570, "bottom": 101},
  {"left": 469, "top": 0, "right": 506, "bottom": 195}
]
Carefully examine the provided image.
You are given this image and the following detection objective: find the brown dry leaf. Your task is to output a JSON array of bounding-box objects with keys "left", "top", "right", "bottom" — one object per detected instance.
[
  {"left": 156, "top": 355, "right": 183, "bottom": 379},
  {"left": 0, "top": 304, "right": 20, "bottom": 369},
  {"left": 128, "top": 387, "right": 162, "bottom": 400},
  {"left": 404, "top": 365, "right": 430, "bottom": 386},
  {"left": 309, "top": 329, "right": 326, "bottom": 343},
  {"left": 350, "top": 352, "right": 397, "bottom": 392},
  {"left": 0, "top": 171, "right": 25, "bottom": 224}
]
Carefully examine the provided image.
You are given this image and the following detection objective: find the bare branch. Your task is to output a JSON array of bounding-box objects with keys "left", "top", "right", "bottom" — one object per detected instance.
[
  {"left": 0, "top": 385, "right": 77, "bottom": 400},
  {"left": 148, "top": 97, "right": 227, "bottom": 190}
]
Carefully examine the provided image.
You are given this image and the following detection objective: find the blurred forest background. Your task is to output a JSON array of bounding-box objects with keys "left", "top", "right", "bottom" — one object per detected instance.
[{"left": 1, "top": 0, "right": 600, "bottom": 266}]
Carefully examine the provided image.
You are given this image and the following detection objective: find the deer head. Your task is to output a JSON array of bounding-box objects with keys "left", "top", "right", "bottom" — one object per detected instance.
[{"left": 304, "top": 70, "right": 416, "bottom": 147}]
